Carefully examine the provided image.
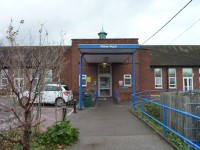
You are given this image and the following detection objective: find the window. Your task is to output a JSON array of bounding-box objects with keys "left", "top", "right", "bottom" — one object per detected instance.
[
  {"left": 31, "top": 69, "right": 39, "bottom": 86},
  {"left": 183, "top": 68, "right": 193, "bottom": 77},
  {"left": 0, "top": 69, "right": 8, "bottom": 88},
  {"left": 14, "top": 69, "right": 24, "bottom": 89},
  {"left": 124, "top": 74, "right": 131, "bottom": 86},
  {"left": 183, "top": 68, "right": 193, "bottom": 91},
  {"left": 45, "top": 70, "right": 52, "bottom": 82},
  {"left": 99, "top": 64, "right": 111, "bottom": 74},
  {"left": 79, "top": 75, "right": 87, "bottom": 87},
  {"left": 154, "top": 68, "right": 162, "bottom": 88},
  {"left": 45, "top": 85, "right": 61, "bottom": 91},
  {"left": 168, "top": 68, "right": 176, "bottom": 88}
]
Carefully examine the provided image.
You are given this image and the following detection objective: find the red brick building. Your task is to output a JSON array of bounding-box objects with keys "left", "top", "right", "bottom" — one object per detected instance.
[
  {"left": 1, "top": 30, "right": 200, "bottom": 103},
  {"left": 60, "top": 30, "right": 200, "bottom": 102}
]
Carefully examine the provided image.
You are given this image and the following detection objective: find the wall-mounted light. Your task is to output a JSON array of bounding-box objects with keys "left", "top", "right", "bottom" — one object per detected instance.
[
  {"left": 102, "top": 57, "right": 109, "bottom": 68},
  {"left": 102, "top": 62, "right": 107, "bottom": 68}
]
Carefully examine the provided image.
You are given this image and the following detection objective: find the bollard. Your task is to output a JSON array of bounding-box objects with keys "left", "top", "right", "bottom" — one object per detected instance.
[
  {"left": 73, "top": 99, "right": 77, "bottom": 113},
  {"left": 62, "top": 103, "right": 66, "bottom": 120}
]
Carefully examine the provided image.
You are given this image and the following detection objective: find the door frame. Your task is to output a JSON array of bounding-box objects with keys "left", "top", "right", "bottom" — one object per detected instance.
[
  {"left": 98, "top": 74, "right": 112, "bottom": 97},
  {"left": 183, "top": 77, "right": 193, "bottom": 91},
  {"left": 98, "top": 64, "right": 112, "bottom": 97}
]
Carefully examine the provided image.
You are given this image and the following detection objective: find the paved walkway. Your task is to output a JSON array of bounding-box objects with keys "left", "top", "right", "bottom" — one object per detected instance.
[{"left": 69, "top": 99, "right": 175, "bottom": 150}]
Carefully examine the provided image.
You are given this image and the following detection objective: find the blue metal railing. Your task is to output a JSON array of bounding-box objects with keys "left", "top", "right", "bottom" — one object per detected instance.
[
  {"left": 93, "top": 90, "right": 98, "bottom": 106},
  {"left": 133, "top": 90, "right": 200, "bottom": 150},
  {"left": 113, "top": 90, "right": 119, "bottom": 104}
]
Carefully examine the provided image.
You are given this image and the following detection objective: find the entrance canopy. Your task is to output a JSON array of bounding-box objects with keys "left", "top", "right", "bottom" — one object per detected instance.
[
  {"left": 78, "top": 44, "right": 140, "bottom": 110},
  {"left": 78, "top": 44, "right": 140, "bottom": 63}
]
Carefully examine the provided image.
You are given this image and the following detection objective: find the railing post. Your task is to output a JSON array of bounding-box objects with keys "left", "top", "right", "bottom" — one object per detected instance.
[
  {"left": 73, "top": 99, "right": 77, "bottom": 113},
  {"left": 79, "top": 53, "right": 83, "bottom": 110},
  {"left": 163, "top": 107, "right": 167, "bottom": 137},
  {"left": 142, "top": 98, "right": 145, "bottom": 119},
  {"left": 132, "top": 52, "right": 136, "bottom": 108},
  {"left": 62, "top": 103, "right": 67, "bottom": 121}
]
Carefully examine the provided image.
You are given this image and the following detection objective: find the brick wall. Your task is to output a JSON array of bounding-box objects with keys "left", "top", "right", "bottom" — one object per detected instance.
[
  {"left": 61, "top": 38, "right": 200, "bottom": 101},
  {"left": 70, "top": 38, "right": 139, "bottom": 99}
]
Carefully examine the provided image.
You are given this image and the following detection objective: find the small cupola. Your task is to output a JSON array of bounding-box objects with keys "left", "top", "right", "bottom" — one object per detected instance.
[{"left": 98, "top": 26, "right": 107, "bottom": 39}]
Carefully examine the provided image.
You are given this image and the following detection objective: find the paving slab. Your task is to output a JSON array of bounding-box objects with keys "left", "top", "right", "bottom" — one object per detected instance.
[{"left": 69, "top": 99, "right": 175, "bottom": 150}]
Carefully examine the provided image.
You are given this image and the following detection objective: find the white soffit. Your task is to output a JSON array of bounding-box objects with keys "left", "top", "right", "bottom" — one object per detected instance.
[{"left": 78, "top": 44, "right": 140, "bottom": 63}]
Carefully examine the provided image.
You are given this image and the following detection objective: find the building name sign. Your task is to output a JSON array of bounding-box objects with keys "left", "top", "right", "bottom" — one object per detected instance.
[
  {"left": 100, "top": 45, "right": 118, "bottom": 48},
  {"left": 78, "top": 44, "right": 140, "bottom": 49}
]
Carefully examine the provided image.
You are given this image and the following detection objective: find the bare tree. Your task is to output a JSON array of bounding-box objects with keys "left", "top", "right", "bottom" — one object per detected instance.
[
  {"left": 0, "top": 20, "right": 69, "bottom": 150},
  {"left": 6, "top": 19, "right": 24, "bottom": 46},
  {"left": 0, "top": 46, "right": 66, "bottom": 149}
]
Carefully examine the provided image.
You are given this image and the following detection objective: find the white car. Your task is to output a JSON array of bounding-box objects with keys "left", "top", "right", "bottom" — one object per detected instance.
[{"left": 20, "top": 83, "right": 73, "bottom": 107}]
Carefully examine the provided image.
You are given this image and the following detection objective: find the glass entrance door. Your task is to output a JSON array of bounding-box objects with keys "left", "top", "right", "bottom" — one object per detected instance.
[
  {"left": 99, "top": 75, "right": 112, "bottom": 97},
  {"left": 183, "top": 77, "right": 193, "bottom": 91}
]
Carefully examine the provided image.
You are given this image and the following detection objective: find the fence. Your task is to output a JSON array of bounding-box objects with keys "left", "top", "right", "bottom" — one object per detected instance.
[
  {"left": 134, "top": 90, "right": 200, "bottom": 150},
  {"left": 161, "top": 90, "right": 200, "bottom": 144}
]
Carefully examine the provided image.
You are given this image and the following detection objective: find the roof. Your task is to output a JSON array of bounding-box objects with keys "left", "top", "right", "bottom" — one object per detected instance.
[
  {"left": 142, "top": 45, "right": 200, "bottom": 67},
  {"left": 0, "top": 46, "right": 70, "bottom": 68}
]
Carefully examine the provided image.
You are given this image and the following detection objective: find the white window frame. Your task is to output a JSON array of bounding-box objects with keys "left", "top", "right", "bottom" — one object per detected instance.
[
  {"left": 183, "top": 68, "right": 193, "bottom": 91},
  {"left": 123, "top": 74, "right": 131, "bottom": 87},
  {"left": 79, "top": 74, "right": 87, "bottom": 87},
  {"left": 0, "top": 69, "right": 8, "bottom": 88},
  {"left": 14, "top": 69, "right": 24, "bottom": 89},
  {"left": 31, "top": 69, "right": 39, "bottom": 86},
  {"left": 45, "top": 70, "right": 52, "bottom": 82},
  {"left": 168, "top": 68, "right": 176, "bottom": 89},
  {"left": 154, "top": 68, "right": 162, "bottom": 89}
]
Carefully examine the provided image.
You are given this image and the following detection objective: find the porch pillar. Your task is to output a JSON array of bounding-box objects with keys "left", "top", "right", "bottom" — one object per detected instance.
[
  {"left": 132, "top": 52, "right": 136, "bottom": 108},
  {"left": 79, "top": 53, "right": 83, "bottom": 110}
]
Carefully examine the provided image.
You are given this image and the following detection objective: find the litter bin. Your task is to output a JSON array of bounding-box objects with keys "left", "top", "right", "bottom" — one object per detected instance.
[{"left": 84, "top": 93, "right": 92, "bottom": 107}]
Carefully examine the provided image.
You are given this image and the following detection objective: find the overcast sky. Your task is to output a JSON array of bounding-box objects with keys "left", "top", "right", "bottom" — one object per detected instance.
[{"left": 0, "top": 0, "right": 200, "bottom": 46}]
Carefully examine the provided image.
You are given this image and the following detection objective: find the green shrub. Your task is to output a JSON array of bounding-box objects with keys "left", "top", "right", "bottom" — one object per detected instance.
[
  {"left": 144, "top": 102, "right": 161, "bottom": 121},
  {"left": 39, "top": 119, "right": 79, "bottom": 146},
  {"left": 0, "top": 130, "right": 21, "bottom": 150}
]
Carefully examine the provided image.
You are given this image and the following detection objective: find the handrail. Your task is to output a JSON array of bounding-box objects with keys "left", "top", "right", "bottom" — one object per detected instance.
[
  {"left": 132, "top": 91, "right": 200, "bottom": 150},
  {"left": 93, "top": 90, "right": 98, "bottom": 106},
  {"left": 136, "top": 89, "right": 200, "bottom": 96},
  {"left": 113, "top": 90, "right": 118, "bottom": 104}
]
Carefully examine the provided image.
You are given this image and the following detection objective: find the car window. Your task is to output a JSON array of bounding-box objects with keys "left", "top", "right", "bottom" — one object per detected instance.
[
  {"left": 45, "top": 85, "right": 61, "bottom": 91},
  {"left": 63, "top": 86, "right": 69, "bottom": 91}
]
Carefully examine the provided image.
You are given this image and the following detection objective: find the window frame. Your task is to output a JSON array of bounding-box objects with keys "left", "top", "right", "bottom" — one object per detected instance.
[
  {"left": 79, "top": 74, "right": 87, "bottom": 87},
  {"left": 182, "top": 68, "right": 193, "bottom": 77},
  {"left": 168, "top": 68, "right": 177, "bottom": 89},
  {"left": 154, "top": 68, "right": 163, "bottom": 89},
  {"left": 14, "top": 69, "right": 24, "bottom": 89},
  {"left": 0, "top": 69, "right": 8, "bottom": 88},
  {"left": 30, "top": 69, "right": 39, "bottom": 86},
  {"left": 45, "top": 70, "right": 52, "bottom": 82},
  {"left": 123, "top": 74, "right": 131, "bottom": 87}
]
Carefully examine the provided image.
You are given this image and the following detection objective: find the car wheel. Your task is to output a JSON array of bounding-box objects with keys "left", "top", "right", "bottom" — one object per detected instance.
[{"left": 55, "top": 98, "right": 65, "bottom": 107}]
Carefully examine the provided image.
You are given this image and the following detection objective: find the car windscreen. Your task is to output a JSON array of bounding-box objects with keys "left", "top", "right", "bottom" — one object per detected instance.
[{"left": 63, "top": 86, "right": 69, "bottom": 91}]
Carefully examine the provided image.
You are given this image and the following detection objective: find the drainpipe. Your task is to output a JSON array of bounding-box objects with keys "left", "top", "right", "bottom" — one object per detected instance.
[
  {"left": 79, "top": 53, "right": 83, "bottom": 110},
  {"left": 132, "top": 52, "right": 136, "bottom": 108},
  {"left": 166, "top": 67, "right": 169, "bottom": 91}
]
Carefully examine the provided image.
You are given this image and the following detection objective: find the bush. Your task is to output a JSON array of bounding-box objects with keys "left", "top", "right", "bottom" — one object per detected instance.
[
  {"left": 39, "top": 119, "right": 79, "bottom": 147},
  {"left": 0, "top": 129, "right": 21, "bottom": 150},
  {"left": 144, "top": 102, "right": 161, "bottom": 121}
]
